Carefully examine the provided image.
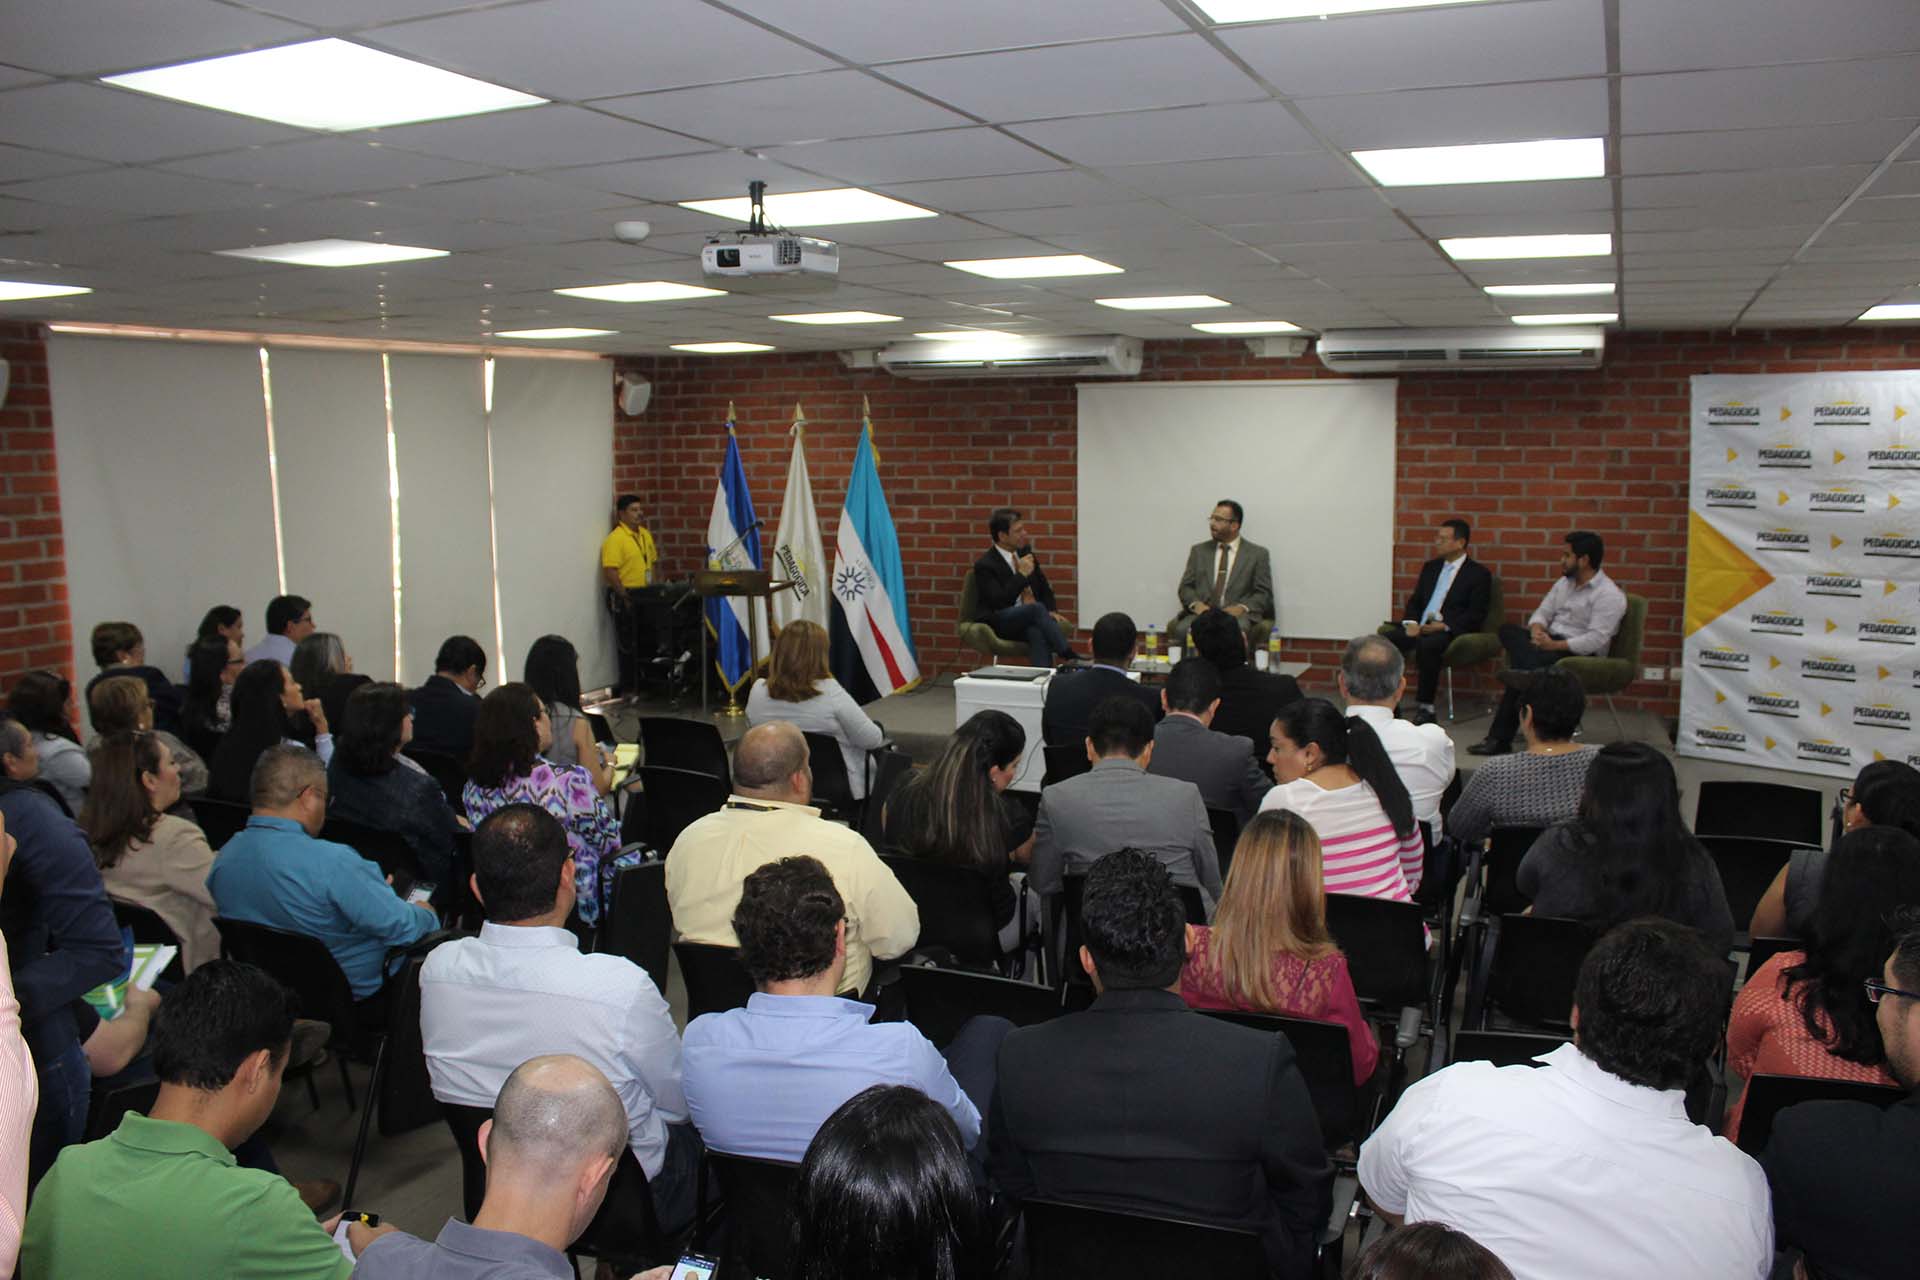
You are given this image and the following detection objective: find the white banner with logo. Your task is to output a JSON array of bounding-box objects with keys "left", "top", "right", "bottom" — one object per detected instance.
[{"left": 1683, "top": 372, "right": 1920, "bottom": 778}]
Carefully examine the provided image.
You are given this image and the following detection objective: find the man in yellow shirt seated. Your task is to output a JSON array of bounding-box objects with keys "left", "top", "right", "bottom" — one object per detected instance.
[{"left": 601, "top": 494, "right": 657, "bottom": 694}]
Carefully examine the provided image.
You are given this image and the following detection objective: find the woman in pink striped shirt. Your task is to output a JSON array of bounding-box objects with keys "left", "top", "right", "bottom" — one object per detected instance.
[{"left": 1258, "top": 697, "right": 1422, "bottom": 903}]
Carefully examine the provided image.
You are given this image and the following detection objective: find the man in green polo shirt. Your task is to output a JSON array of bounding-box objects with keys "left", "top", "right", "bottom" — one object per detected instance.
[{"left": 22, "top": 960, "right": 398, "bottom": 1277}]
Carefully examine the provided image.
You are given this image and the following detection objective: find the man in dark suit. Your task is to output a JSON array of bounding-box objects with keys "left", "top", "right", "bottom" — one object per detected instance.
[
  {"left": 970, "top": 506, "right": 1074, "bottom": 668},
  {"left": 1041, "top": 612, "right": 1160, "bottom": 751},
  {"left": 1171, "top": 499, "right": 1275, "bottom": 642},
  {"left": 990, "top": 850, "right": 1331, "bottom": 1278},
  {"left": 1190, "top": 609, "right": 1301, "bottom": 776},
  {"left": 1386, "top": 518, "right": 1493, "bottom": 725},
  {"left": 1148, "top": 658, "right": 1272, "bottom": 828},
  {"left": 409, "top": 635, "right": 487, "bottom": 759}
]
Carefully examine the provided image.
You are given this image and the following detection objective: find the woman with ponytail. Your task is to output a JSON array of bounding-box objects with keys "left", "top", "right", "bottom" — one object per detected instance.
[{"left": 1260, "top": 696, "right": 1422, "bottom": 902}]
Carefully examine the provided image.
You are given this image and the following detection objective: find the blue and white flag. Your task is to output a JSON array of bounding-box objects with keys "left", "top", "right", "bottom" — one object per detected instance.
[
  {"left": 705, "top": 408, "right": 766, "bottom": 692},
  {"left": 829, "top": 398, "right": 919, "bottom": 703}
]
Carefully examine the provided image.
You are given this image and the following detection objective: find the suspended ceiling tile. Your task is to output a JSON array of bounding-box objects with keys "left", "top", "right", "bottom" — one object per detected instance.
[
  {"left": 1622, "top": 58, "right": 1920, "bottom": 134},
  {"left": 1294, "top": 78, "right": 1609, "bottom": 150},
  {"left": 876, "top": 171, "right": 1129, "bottom": 215},
  {"left": 3, "top": 0, "right": 310, "bottom": 77},
  {"left": 546, "top": 151, "right": 827, "bottom": 203},
  {"left": 1387, "top": 179, "right": 1613, "bottom": 218},
  {"left": 1101, "top": 152, "right": 1364, "bottom": 199},
  {"left": 367, "top": 105, "right": 701, "bottom": 171},
  {"left": 723, "top": 0, "right": 1185, "bottom": 64},
  {"left": 764, "top": 127, "right": 1064, "bottom": 185},
  {"left": 881, "top": 35, "right": 1262, "bottom": 122},
  {"left": 597, "top": 71, "right": 971, "bottom": 148},
  {"left": 1616, "top": 0, "right": 1920, "bottom": 75},
  {"left": 1, "top": 167, "right": 297, "bottom": 217},
  {"left": 0, "top": 82, "right": 307, "bottom": 164},
  {"left": 0, "top": 143, "right": 107, "bottom": 184},
  {"left": 1622, "top": 167, "right": 1875, "bottom": 207},
  {"left": 159, "top": 137, "right": 499, "bottom": 192},
  {"left": 1005, "top": 102, "right": 1318, "bottom": 168},
  {"left": 1620, "top": 121, "right": 1919, "bottom": 175}
]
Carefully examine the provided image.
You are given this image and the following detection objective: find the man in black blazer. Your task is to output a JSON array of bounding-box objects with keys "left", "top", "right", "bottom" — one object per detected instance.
[
  {"left": 1190, "top": 609, "right": 1302, "bottom": 776},
  {"left": 408, "top": 635, "right": 487, "bottom": 759},
  {"left": 1040, "top": 612, "right": 1160, "bottom": 751},
  {"left": 989, "top": 851, "right": 1332, "bottom": 1278},
  {"left": 1386, "top": 518, "right": 1492, "bottom": 724},
  {"left": 970, "top": 506, "right": 1074, "bottom": 668},
  {"left": 1148, "top": 658, "right": 1272, "bottom": 827}
]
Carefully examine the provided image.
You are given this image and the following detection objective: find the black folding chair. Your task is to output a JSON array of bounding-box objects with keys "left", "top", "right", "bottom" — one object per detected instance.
[
  {"left": 1481, "top": 826, "right": 1543, "bottom": 917},
  {"left": 881, "top": 853, "right": 1013, "bottom": 975},
  {"left": 1464, "top": 913, "right": 1598, "bottom": 1032},
  {"left": 1695, "top": 780, "right": 1824, "bottom": 849},
  {"left": 1734, "top": 1074, "right": 1907, "bottom": 1156},
  {"left": 84, "top": 1075, "right": 160, "bottom": 1141},
  {"left": 1697, "top": 835, "right": 1807, "bottom": 934},
  {"left": 596, "top": 861, "right": 673, "bottom": 994},
  {"left": 899, "top": 965, "right": 1061, "bottom": 1049},
  {"left": 1745, "top": 935, "right": 1801, "bottom": 982},
  {"left": 320, "top": 816, "right": 423, "bottom": 895},
  {"left": 802, "top": 731, "right": 859, "bottom": 826},
  {"left": 1205, "top": 808, "right": 1240, "bottom": 883},
  {"left": 402, "top": 745, "right": 468, "bottom": 815},
  {"left": 1199, "top": 1009, "right": 1364, "bottom": 1153},
  {"left": 1041, "top": 743, "right": 1091, "bottom": 787},
  {"left": 1020, "top": 1199, "right": 1268, "bottom": 1280},
  {"left": 1054, "top": 871, "right": 1205, "bottom": 1003},
  {"left": 108, "top": 898, "right": 186, "bottom": 984},
  {"left": 1323, "top": 892, "right": 1439, "bottom": 1082},
  {"left": 860, "top": 748, "right": 914, "bottom": 846},
  {"left": 696, "top": 1151, "right": 801, "bottom": 1280},
  {"left": 1449, "top": 1027, "right": 1570, "bottom": 1068},
  {"left": 193, "top": 796, "right": 252, "bottom": 850},
  {"left": 674, "top": 942, "right": 756, "bottom": 1019},
  {"left": 640, "top": 716, "right": 732, "bottom": 784},
  {"left": 636, "top": 766, "right": 731, "bottom": 854}
]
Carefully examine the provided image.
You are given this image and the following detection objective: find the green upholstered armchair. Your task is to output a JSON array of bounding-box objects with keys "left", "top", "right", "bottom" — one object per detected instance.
[
  {"left": 958, "top": 569, "right": 1028, "bottom": 662},
  {"left": 1557, "top": 592, "right": 1649, "bottom": 739},
  {"left": 1374, "top": 574, "right": 1505, "bottom": 720}
]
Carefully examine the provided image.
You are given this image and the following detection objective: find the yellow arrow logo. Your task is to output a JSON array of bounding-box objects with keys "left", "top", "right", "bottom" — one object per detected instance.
[
  {"left": 1781, "top": 406, "right": 1794, "bottom": 421},
  {"left": 1826, "top": 619, "right": 1839, "bottom": 633},
  {"left": 1715, "top": 690, "right": 1726, "bottom": 703},
  {"left": 1876, "top": 749, "right": 1888, "bottom": 761},
  {"left": 1728, "top": 447, "right": 1739, "bottom": 462},
  {"left": 1766, "top": 737, "right": 1778, "bottom": 751},
  {"left": 1822, "top": 702, "right": 1834, "bottom": 716},
  {"left": 1880, "top": 666, "right": 1893, "bottom": 679},
  {"left": 1888, "top": 581, "right": 1901, "bottom": 596},
  {"left": 1893, "top": 495, "right": 1903, "bottom": 509},
  {"left": 1835, "top": 450, "right": 1847, "bottom": 464},
  {"left": 1779, "top": 491, "right": 1791, "bottom": 505},
  {"left": 1769, "top": 655, "right": 1782, "bottom": 669},
  {"left": 1899, "top": 406, "right": 1910, "bottom": 421},
  {"left": 1833, "top": 535, "right": 1845, "bottom": 549}
]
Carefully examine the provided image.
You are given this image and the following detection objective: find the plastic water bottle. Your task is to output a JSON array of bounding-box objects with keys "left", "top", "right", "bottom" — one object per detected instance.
[{"left": 1144, "top": 623, "right": 1159, "bottom": 657}]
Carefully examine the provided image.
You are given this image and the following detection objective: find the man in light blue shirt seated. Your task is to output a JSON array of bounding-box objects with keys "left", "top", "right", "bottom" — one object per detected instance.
[
  {"left": 207, "top": 743, "right": 434, "bottom": 1004},
  {"left": 682, "top": 855, "right": 1008, "bottom": 1165}
]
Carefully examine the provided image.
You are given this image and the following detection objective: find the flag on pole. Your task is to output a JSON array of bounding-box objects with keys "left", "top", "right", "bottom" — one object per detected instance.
[
  {"left": 705, "top": 405, "right": 766, "bottom": 693},
  {"left": 773, "top": 403, "right": 828, "bottom": 632},
  {"left": 830, "top": 397, "right": 919, "bottom": 703}
]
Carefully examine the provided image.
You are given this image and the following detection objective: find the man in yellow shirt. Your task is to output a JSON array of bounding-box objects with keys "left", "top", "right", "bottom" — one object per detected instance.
[{"left": 601, "top": 494, "right": 657, "bottom": 693}]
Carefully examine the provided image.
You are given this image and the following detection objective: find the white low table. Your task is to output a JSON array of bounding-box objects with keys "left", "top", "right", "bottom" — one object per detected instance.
[{"left": 953, "top": 667, "right": 1052, "bottom": 792}]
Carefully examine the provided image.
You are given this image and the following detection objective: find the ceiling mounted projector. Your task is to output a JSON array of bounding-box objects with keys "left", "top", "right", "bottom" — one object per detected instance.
[{"left": 700, "top": 179, "right": 839, "bottom": 289}]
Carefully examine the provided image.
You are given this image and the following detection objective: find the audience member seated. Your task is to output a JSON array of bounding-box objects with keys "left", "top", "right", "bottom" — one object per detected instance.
[
  {"left": 1724, "top": 826, "right": 1919, "bottom": 1140},
  {"left": 1040, "top": 611, "right": 1159, "bottom": 751},
  {"left": 1358, "top": 918, "right": 1770, "bottom": 1280},
  {"left": 1338, "top": 635, "right": 1455, "bottom": 835},
  {"left": 463, "top": 683, "right": 628, "bottom": 929},
  {"left": 1517, "top": 742, "right": 1734, "bottom": 953},
  {"left": 684, "top": 856, "right": 993, "bottom": 1164},
  {"left": 328, "top": 682, "right": 457, "bottom": 888},
  {"left": 1191, "top": 608, "right": 1302, "bottom": 770},
  {"left": 183, "top": 604, "right": 244, "bottom": 681},
  {"left": 21, "top": 960, "right": 392, "bottom": 1278},
  {"left": 87, "top": 673, "right": 207, "bottom": 800},
  {"left": 83, "top": 620, "right": 184, "bottom": 735},
  {"left": 523, "top": 633, "right": 614, "bottom": 794},
  {"left": 1445, "top": 670, "right": 1595, "bottom": 845},
  {"left": 208, "top": 660, "right": 334, "bottom": 802},
  {"left": 207, "top": 744, "right": 434, "bottom": 1006},
  {"left": 290, "top": 631, "right": 366, "bottom": 734},
  {"left": 1148, "top": 657, "right": 1272, "bottom": 827},
  {"left": 1750, "top": 758, "right": 1920, "bottom": 940},
  {"left": 882, "top": 709, "right": 1036, "bottom": 953},
  {"left": 0, "top": 717, "right": 35, "bottom": 786},
  {"left": 0, "top": 815, "right": 33, "bottom": 1276},
  {"left": 0, "top": 765, "right": 122, "bottom": 1185},
  {"left": 181, "top": 633, "right": 243, "bottom": 757},
  {"left": 991, "top": 850, "right": 1332, "bottom": 1277},
  {"left": 1032, "top": 695, "right": 1221, "bottom": 912},
  {"left": 409, "top": 634, "right": 487, "bottom": 761},
  {"left": 6, "top": 670, "right": 90, "bottom": 815},
  {"left": 355, "top": 1055, "right": 630, "bottom": 1279},
  {"left": 1353, "top": 1223, "right": 1514, "bottom": 1280},
  {"left": 1181, "top": 810, "right": 1379, "bottom": 1085},
  {"left": 1261, "top": 697, "right": 1422, "bottom": 902},
  {"left": 245, "top": 593, "right": 314, "bottom": 668},
  {"left": 666, "top": 722, "right": 917, "bottom": 996},
  {"left": 1762, "top": 908, "right": 1920, "bottom": 1280},
  {"left": 422, "top": 804, "right": 696, "bottom": 1232},
  {"left": 82, "top": 731, "right": 220, "bottom": 972},
  {"left": 747, "top": 620, "right": 885, "bottom": 801}
]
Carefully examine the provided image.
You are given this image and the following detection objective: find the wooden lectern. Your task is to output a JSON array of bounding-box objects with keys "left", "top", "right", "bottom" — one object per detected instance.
[{"left": 695, "top": 568, "right": 798, "bottom": 715}]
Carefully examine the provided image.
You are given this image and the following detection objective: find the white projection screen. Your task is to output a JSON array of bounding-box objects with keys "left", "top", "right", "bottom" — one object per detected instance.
[{"left": 1077, "top": 380, "right": 1398, "bottom": 641}]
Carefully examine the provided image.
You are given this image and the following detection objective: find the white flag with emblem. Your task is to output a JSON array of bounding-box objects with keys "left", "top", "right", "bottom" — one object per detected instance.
[{"left": 773, "top": 404, "right": 828, "bottom": 632}]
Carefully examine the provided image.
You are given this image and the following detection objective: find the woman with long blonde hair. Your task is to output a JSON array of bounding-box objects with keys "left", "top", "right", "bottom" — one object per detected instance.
[
  {"left": 1180, "top": 809, "right": 1379, "bottom": 1083},
  {"left": 747, "top": 619, "right": 886, "bottom": 800}
]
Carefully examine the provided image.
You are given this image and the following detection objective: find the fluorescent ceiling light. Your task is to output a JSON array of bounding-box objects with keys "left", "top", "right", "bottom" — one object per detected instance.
[
  {"left": 672, "top": 342, "right": 775, "bottom": 353},
  {"left": 1484, "top": 283, "right": 1615, "bottom": 297},
  {"left": 1195, "top": 0, "right": 1500, "bottom": 21},
  {"left": 0, "top": 281, "right": 91, "bottom": 301},
  {"left": 1353, "top": 137, "right": 1603, "bottom": 187},
  {"left": 1440, "top": 234, "right": 1612, "bottom": 261},
  {"left": 769, "top": 311, "right": 901, "bottom": 325},
  {"left": 554, "top": 281, "right": 725, "bottom": 303},
  {"left": 912, "top": 329, "right": 1018, "bottom": 341},
  {"left": 1191, "top": 320, "right": 1303, "bottom": 334},
  {"left": 216, "top": 239, "right": 448, "bottom": 268},
  {"left": 679, "top": 188, "right": 936, "bottom": 226},
  {"left": 102, "top": 38, "right": 545, "bottom": 131},
  {"left": 1511, "top": 312, "right": 1617, "bottom": 326},
  {"left": 1859, "top": 304, "right": 1920, "bottom": 322},
  {"left": 494, "top": 327, "right": 615, "bottom": 339},
  {"left": 945, "top": 254, "right": 1123, "bottom": 279},
  {"left": 1095, "top": 295, "right": 1228, "bottom": 310}
]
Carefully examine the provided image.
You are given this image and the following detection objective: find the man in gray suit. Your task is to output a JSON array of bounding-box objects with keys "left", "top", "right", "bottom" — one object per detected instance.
[
  {"left": 1148, "top": 658, "right": 1272, "bottom": 829},
  {"left": 1171, "top": 499, "right": 1274, "bottom": 642},
  {"left": 1031, "top": 695, "right": 1222, "bottom": 913}
]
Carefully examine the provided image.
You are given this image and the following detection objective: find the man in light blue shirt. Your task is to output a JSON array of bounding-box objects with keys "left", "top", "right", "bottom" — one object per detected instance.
[
  {"left": 207, "top": 743, "right": 433, "bottom": 1002},
  {"left": 683, "top": 856, "right": 1003, "bottom": 1165}
]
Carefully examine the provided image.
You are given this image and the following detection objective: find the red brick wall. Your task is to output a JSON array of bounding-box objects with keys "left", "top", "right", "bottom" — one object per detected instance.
[
  {"left": 615, "top": 329, "right": 1920, "bottom": 716},
  {"left": 0, "top": 322, "right": 71, "bottom": 695}
]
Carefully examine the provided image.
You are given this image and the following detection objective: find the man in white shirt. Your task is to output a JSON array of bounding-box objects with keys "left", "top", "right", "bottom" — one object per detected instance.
[
  {"left": 1471, "top": 530, "right": 1628, "bottom": 756},
  {"left": 420, "top": 803, "right": 699, "bottom": 1233},
  {"left": 1339, "top": 635, "right": 1454, "bottom": 839},
  {"left": 1358, "top": 918, "right": 1771, "bottom": 1280}
]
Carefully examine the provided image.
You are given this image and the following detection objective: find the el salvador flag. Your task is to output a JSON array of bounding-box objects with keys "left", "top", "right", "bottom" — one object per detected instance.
[
  {"left": 705, "top": 420, "right": 765, "bottom": 692},
  {"left": 829, "top": 409, "right": 919, "bottom": 702}
]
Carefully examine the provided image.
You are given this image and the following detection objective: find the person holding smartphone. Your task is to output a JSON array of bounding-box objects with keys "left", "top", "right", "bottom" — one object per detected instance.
[{"left": 969, "top": 507, "right": 1076, "bottom": 668}]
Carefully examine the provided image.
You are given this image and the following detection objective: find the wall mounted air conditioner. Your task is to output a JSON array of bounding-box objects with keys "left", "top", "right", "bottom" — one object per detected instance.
[
  {"left": 853, "top": 334, "right": 1144, "bottom": 379},
  {"left": 1316, "top": 326, "right": 1606, "bottom": 373}
]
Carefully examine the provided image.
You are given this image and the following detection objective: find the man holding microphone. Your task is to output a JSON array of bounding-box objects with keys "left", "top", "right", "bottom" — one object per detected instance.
[{"left": 970, "top": 507, "right": 1077, "bottom": 668}]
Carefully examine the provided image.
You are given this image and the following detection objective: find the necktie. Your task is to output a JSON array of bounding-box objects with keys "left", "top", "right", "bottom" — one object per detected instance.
[{"left": 1211, "top": 544, "right": 1230, "bottom": 606}]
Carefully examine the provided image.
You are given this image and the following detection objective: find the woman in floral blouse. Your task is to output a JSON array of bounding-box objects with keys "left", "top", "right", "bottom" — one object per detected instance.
[{"left": 464, "top": 682, "right": 631, "bottom": 926}]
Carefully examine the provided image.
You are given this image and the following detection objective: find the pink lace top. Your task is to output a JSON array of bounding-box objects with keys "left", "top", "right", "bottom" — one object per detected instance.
[
  {"left": 1179, "top": 925, "right": 1380, "bottom": 1084},
  {"left": 1724, "top": 950, "right": 1898, "bottom": 1141}
]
